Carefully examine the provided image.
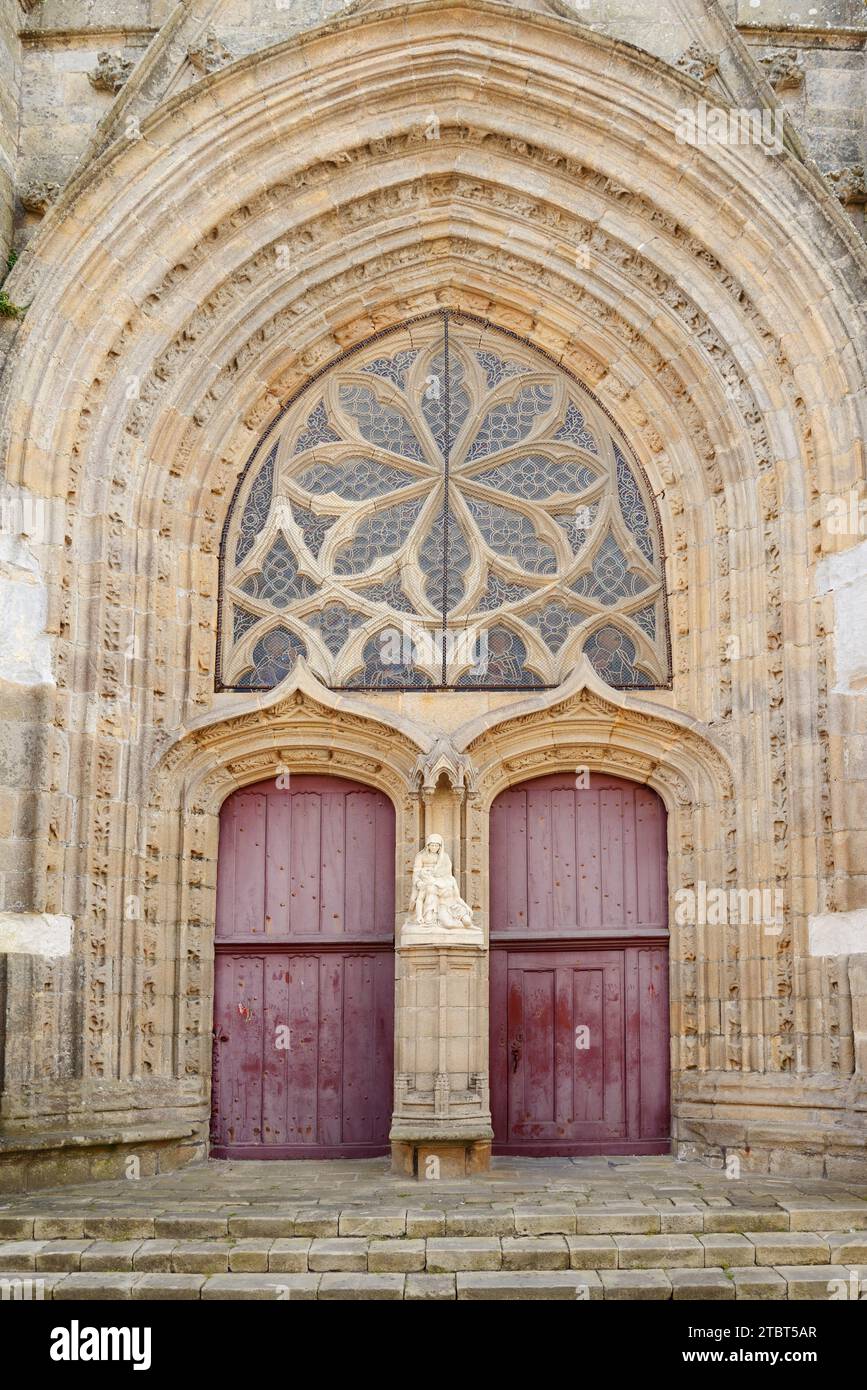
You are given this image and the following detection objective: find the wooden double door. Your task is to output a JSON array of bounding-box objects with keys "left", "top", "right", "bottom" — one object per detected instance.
[
  {"left": 489, "top": 773, "right": 671, "bottom": 1155},
  {"left": 210, "top": 776, "right": 395, "bottom": 1158}
]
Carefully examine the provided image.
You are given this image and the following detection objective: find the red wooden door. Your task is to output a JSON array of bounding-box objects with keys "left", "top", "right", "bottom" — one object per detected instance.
[
  {"left": 210, "top": 776, "right": 395, "bottom": 1158},
  {"left": 489, "top": 773, "right": 670, "bottom": 1155}
]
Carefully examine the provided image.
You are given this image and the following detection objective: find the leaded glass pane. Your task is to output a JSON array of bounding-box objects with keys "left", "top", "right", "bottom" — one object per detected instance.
[
  {"left": 232, "top": 604, "right": 260, "bottom": 643},
  {"left": 357, "top": 574, "right": 417, "bottom": 614},
  {"left": 333, "top": 497, "right": 425, "bottom": 575},
  {"left": 554, "top": 401, "right": 599, "bottom": 454},
  {"left": 632, "top": 603, "right": 657, "bottom": 640},
  {"left": 290, "top": 501, "right": 337, "bottom": 559},
  {"left": 475, "top": 350, "right": 528, "bottom": 389},
  {"left": 338, "top": 384, "right": 426, "bottom": 461},
  {"left": 570, "top": 533, "right": 649, "bottom": 605},
  {"left": 464, "top": 498, "right": 557, "bottom": 573},
  {"left": 614, "top": 444, "right": 654, "bottom": 563},
  {"left": 419, "top": 505, "right": 472, "bottom": 611},
  {"left": 421, "top": 350, "right": 471, "bottom": 455},
  {"left": 475, "top": 572, "right": 532, "bottom": 612},
  {"left": 583, "top": 625, "right": 652, "bottom": 687},
  {"left": 464, "top": 384, "right": 554, "bottom": 461},
  {"left": 456, "top": 627, "right": 542, "bottom": 687},
  {"left": 304, "top": 602, "right": 366, "bottom": 655},
  {"left": 470, "top": 454, "right": 598, "bottom": 499},
  {"left": 525, "top": 601, "right": 587, "bottom": 653},
  {"left": 297, "top": 457, "right": 416, "bottom": 499},
  {"left": 236, "top": 627, "right": 307, "bottom": 687},
  {"left": 239, "top": 534, "right": 317, "bottom": 608},
  {"left": 343, "top": 633, "right": 434, "bottom": 689},
  {"left": 235, "top": 443, "right": 276, "bottom": 563},
  {"left": 554, "top": 501, "right": 599, "bottom": 555},
  {"left": 361, "top": 349, "right": 418, "bottom": 389},
  {"left": 293, "top": 400, "right": 341, "bottom": 455}
]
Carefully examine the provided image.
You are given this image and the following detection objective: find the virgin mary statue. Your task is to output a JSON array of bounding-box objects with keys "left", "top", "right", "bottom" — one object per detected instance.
[{"left": 409, "top": 834, "right": 475, "bottom": 930}]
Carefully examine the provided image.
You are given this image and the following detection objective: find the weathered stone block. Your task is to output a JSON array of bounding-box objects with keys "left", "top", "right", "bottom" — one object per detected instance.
[
  {"left": 405, "top": 1273, "right": 456, "bottom": 1300},
  {"left": 615, "top": 1235, "right": 704, "bottom": 1269},
  {"left": 318, "top": 1273, "right": 405, "bottom": 1300},
  {"left": 202, "top": 1273, "right": 319, "bottom": 1300},
  {"left": 669, "top": 1268, "right": 735, "bottom": 1299},
  {"left": 699, "top": 1234, "right": 756, "bottom": 1267},
  {"left": 566, "top": 1235, "right": 619, "bottom": 1270},
  {"left": 308, "top": 1238, "right": 368, "bottom": 1272},
  {"left": 732, "top": 1267, "right": 788, "bottom": 1300},
  {"left": 500, "top": 1236, "right": 570, "bottom": 1270},
  {"left": 131, "top": 1273, "right": 205, "bottom": 1300},
  {"left": 367, "top": 1239, "right": 425, "bottom": 1272},
  {"left": 268, "top": 1239, "right": 311, "bottom": 1273},
  {"left": 338, "top": 1209, "right": 406, "bottom": 1238},
  {"left": 746, "top": 1233, "right": 830, "bottom": 1264},
  {"left": 457, "top": 1271, "right": 602, "bottom": 1300},
  {"left": 426, "top": 1237, "right": 501, "bottom": 1272},
  {"left": 600, "top": 1270, "right": 672, "bottom": 1300}
]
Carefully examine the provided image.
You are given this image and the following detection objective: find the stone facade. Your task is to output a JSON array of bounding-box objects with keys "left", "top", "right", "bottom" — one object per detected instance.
[{"left": 0, "top": 0, "right": 865, "bottom": 1191}]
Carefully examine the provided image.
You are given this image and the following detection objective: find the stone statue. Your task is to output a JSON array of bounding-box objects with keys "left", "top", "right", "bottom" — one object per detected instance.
[{"left": 409, "top": 834, "right": 475, "bottom": 930}]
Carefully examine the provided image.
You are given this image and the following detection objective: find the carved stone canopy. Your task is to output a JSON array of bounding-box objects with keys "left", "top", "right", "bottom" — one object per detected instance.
[{"left": 413, "top": 736, "right": 477, "bottom": 798}]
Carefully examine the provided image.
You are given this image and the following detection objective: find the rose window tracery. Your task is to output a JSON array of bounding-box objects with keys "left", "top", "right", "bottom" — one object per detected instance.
[{"left": 218, "top": 312, "right": 671, "bottom": 691}]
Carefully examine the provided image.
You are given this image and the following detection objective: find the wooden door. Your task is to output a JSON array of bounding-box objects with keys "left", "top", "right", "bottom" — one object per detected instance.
[
  {"left": 489, "top": 772, "right": 670, "bottom": 1155},
  {"left": 210, "top": 776, "right": 395, "bottom": 1158}
]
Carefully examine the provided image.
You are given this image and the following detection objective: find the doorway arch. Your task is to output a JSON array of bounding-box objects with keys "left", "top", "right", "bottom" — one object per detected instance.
[
  {"left": 488, "top": 770, "right": 670, "bottom": 1155},
  {"left": 210, "top": 774, "right": 395, "bottom": 1158}
]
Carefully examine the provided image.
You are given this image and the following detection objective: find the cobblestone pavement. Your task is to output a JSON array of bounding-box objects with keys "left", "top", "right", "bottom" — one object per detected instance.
[{"left": 1, "top": 1157, "right": 865, "bottom": 1298}]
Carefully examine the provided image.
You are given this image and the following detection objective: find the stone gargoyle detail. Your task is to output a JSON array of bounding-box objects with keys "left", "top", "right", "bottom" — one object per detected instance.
[{"left": 88, "top": 51, "right": 135, "bottom": 94}]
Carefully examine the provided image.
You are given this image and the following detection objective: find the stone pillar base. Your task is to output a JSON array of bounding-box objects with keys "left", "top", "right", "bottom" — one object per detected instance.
[{"left": 391, "top": 1137, "right": 491, "bottom": 1178}]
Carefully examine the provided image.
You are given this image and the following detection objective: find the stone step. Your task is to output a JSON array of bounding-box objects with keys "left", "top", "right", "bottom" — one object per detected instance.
[
  {"left": 0, "top": 1264, "right": 863, "bottom": 1300},
  {"left": 3, "top": 1202, "right": 867, "bottom": 1243},
  {"left": 1, "top": 1230, "right": 866, "bottom": 1275}
]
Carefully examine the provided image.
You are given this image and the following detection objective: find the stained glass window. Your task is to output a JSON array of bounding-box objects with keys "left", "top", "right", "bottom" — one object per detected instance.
[{"left": 218, "top": 312, "right": 670, "bottom": 690}]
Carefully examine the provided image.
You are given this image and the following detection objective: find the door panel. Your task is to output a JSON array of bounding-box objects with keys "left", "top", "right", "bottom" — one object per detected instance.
[
  {"left": 211, "top": 776, "right": 395, "bottom": 1158},
  {"left": 490, "top": 773, "right": 667, "bottom": 937},
  {"left": 490, "top": 772, "right": 670, "bottom": 1155}
]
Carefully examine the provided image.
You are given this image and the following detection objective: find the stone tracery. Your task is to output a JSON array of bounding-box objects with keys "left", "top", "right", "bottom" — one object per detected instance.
[{"left": 218, "top": 313, "right": 671, "bottom": 690}]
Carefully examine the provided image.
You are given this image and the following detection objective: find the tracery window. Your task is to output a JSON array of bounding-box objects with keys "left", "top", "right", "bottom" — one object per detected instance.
[{"left": 217, "top": 312, "right": 671, "bottom": 691}]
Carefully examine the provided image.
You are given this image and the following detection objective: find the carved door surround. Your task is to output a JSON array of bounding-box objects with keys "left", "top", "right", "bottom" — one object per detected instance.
[{"left": 146, "top": 657, "right": 730, "bottom": 1174}]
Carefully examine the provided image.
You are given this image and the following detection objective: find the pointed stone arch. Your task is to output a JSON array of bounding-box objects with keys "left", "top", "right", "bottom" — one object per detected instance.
[{"left": 0, "top": 0, "right": 864, "bottom": 1176}]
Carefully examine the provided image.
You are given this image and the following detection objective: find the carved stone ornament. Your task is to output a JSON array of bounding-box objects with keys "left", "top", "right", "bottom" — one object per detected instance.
[
  {"left": 187, "top": 31, "right": 234, "bottom": 76},
  {"left": 19, "top": 177, "right": 60, "bottom": 216},
  {"left": 88, "top": 51, "right": 135, "bottom": 94},
  {"left": 675, "top": 43, "right": 718, "bottom": 85},
  {"left": 401, "top": 834, "right": 484, "bottom": 947},
  {"left": 825, "top": 165, "right": 867, "bottom": 207},
  {"left": 759, "top": 49, "right": 804, "bottom": 92},
  {"left": 413, "top": 736, "right": 477, "bottom": 798}
]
